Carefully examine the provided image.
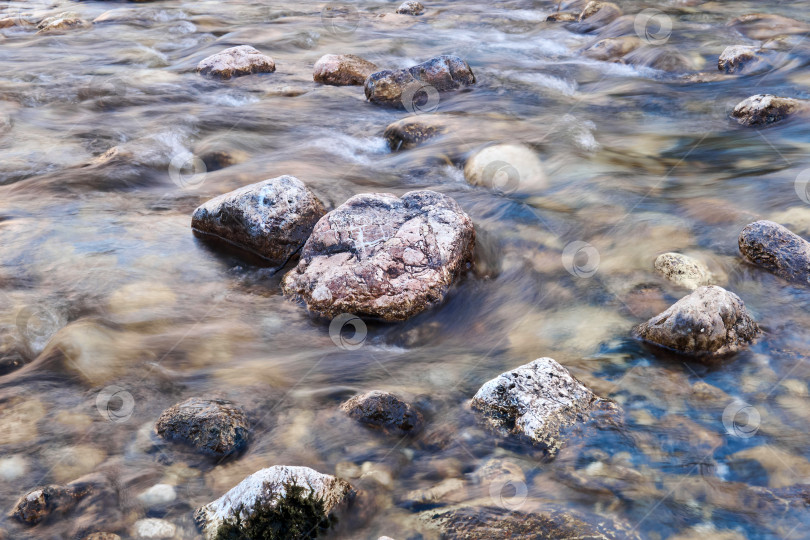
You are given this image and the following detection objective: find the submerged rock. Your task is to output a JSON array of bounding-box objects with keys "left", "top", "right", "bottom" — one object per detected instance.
[
  {"left": 11, "top": 484, "right": 91, "bottom": 525},
  {"left": 739, "top": 220, "right": 810, "bottom": 285},
  {"left": 583, "top": 36, "right": 642, "bottom": 62},
  {"left": 154, "top": 397, "right": 250, "bottom": 459},
  {"left": 383, "top": 114, "right": 448, "bottom": 150},
  {"left": 729, "top": 13, "right": 810, "bottom": 41},
  {"left": 194, "top": 466, "right": 353, "bottom": 540},
  {"left": 718, "top": 45, "right": 759, "bottom": 73},
  {"left": 281, "top": 190, "right": 475, "bottom": 321},
  {"left": 364, "top": 55, "right": 475, "bottom": 107},
  {"left": 340, "top": 390, "right": 424, "bottom": 435},
  {"left": 191, "top": 175, "right": 326, "bottom": 267},
  {"left": 574, "top": 1, "right": 622, "bottom": 32},
  {"left": 37, "top": 12, "right": 91, "bottom": 33},
  {"left": 464, "top": 143, "right": 547, "bottom": 194},
  {"left": 470, "top": 358, "right": 617, "bottom": 456},
  {"left": 731, "top": 94, "right": 805, "bottom": 126},
  {"left": 131, "top": 519, "right": 176, "bottom": 539},
  {"left": 396, "top": 1, "right": 425, "bottom": 15},
  {"left": 546, "top": 12, "right": 578, "bottom": 22},
  {"left": 654, "top": 252, "right": 711, "bottom": 290},
  {"left": 634, "top": 286, "right": 759, "bottom": 360},
  {"left": 313, "top": 54, "right": 378, "bottom": 86},
  {"left": 197, "top": 45, "right": 276, "bottom": 79}
]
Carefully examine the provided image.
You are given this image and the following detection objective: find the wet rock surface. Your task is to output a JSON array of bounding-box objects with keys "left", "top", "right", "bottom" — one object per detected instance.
[
  {"left": 281, "top": 190, "right": 475, "bottom": 321},
  {"left": 464, "top": 143, "right": 547, "bottom": 194},
  {"left": 729, "top": 13, "right": 810, "bottom": 40},
  {"left": 739, "top": 220, "right": 810, "bottom": 285},
  {"left": 197, "top": 45, "right": 276, "bottom": 79},
  {"left": 573, "top": 1, "right": 622, "bottom": 32},
  {"left": 191, "top": 175, "right": 326, "bottom": 267},
  {"left": 654, "top": 252, "right": 711, "bottom": 290},
  {"left": 396, "top": 1, "right": 425, "bottom": 15},
  {"left": 340, "top": 390, "right": 424, "bottom": 435},
  {"left": 37, "top": 12, "right": 91, "bottom": 33},
  {"left": 718, "top": 45, "right": 759, "bottom": 73},
  {"left": 313, "top": 54, "right": 378, "bottom": 86},
  {"left": 154, "top": 397, "right": 250, "bottom": 458},
  {"left": 731, "top": 94, "right": 805, "bottom": 126},
  {"left": 383, "top": 114, "right": 448, "bottom": 150},
  {"left": 364, "top": 55, "right": 475, "bottom": 107},
  {"left": 547, "top": 12, "right": 578, "bottom": 22},
  {"left": 470, "top": 358, "right": 617, "bottom": 456},
  {"left": 11, "top": 484, "right": 91, "bottom": 525},
  {"left": 194, "top": 465, "right": 353, "bottom": 540},
  {"left": 583, "top": 36, "right": 642, "bottom": 62},
  {"left": 634, "top": 285, "right": 759, "bottom": 360}
]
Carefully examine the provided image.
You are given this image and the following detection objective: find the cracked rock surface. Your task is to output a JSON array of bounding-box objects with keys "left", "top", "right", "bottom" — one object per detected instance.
[
  {"left": 154, "top": 397, "right": 250, "bottom": 458},
  {"left": 281, "top": 190, "right": 475, "bottom": 321}
]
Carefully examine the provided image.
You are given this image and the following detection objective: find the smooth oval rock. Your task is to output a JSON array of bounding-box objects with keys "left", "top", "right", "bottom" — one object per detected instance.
[
  {"left": 191, "top": 175, "right": 326, "bottom": 267},
  {"left": 313, "top": 54, "right": 378, "bottom": 86},
  {"left": 739, "top": 220, "right": 810, "bottom": 284},
  {"left": 364, "top": 55, "right": 475, "bottom": 107},
  {"left": 281, "top": 190, "right": 475, "bottom": 321},
  {"left": 583, "top": 36, "right": 642, "bottom": 62},
  {"left": 197, "top": 45, "right": 276, "bottom": 79},
  {"left": 718, "top": 45, "right": 759, "bottom": 73},
  {"left": 654, "top": 252, "right": 711, "bottom": 290},
  {"left": 132, "top": 518, "right": 176, "bottom": 540},
  {"left": 470, "top": 357, "right": 617, "bottom": 456},
  {"left": 383, "top": 114, "right": 448, "bottom": 150},
  {"left": 193, "top": 466, "right": 353, "bottom": 540},
  {"left": 340, "top": 390, "right": 424, "bottom": 435},
  {"left": 634, "top": 285, "right": 759, "bottom": 359},
  {"left": 154, "top": 397, "right": 250, "bottom": 458},
  {"left": 396, "top": 1, "right": 425, "bottom": 15},
  {"left": 464, "top": 143, "right": 547, "bottom": 194},
  {"left": 731, "top": 94, "right": 805, "bottom": 126}
]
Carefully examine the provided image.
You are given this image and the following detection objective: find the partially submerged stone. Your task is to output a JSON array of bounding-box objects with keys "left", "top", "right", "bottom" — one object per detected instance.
[
  {"left": 583, "top": 36, "right": 642, "bottom": 62},
  {"left": 154, "top": 397, "right": 250, "bottom": 458},
  {"left": 193, "top": 466, "right": 353, "bottom": 540},
  {"left": 729, "top": 13, "right": 810, "bottom": 41},
  {"left": 281, "top": 190, "right": 475, "bottom": 321},
  {"left": 634, "top": 285, "right": 759, "bottom": 359},
  {"left": 37, "top": 12, "right": 91, "bottom": 33},
  {"left": 383, "top": 114, "right": 448, "bottom": 150},
  {"left": 197, "top": 45, "right": 276, "bottom": 79},
  {"left": 191, "top": 175, "right": 326, "bottom": 267},
  {"left": 654, "top": 252, "right": 711, "bottom": 290},
  {"left": 739, "top": 220, "right": 810, "bottom": 285},
  {"left": 364, "top": 55, "right": 475, "bottom": 107},
  {"left": 313, "top": 54, "right": 378, "bottom": 86},
  {"left": 470, "top": 358, "right": 615, "bottom": 456},
  {"left": 718, "top": 45, "right": 759, "bottom": 73},
  {"left": 464, "top": 143, "right": 547, "bottom": 194},
  {"left": 731, "top": 94, "right": 805, "bottom": 126},
  {"left": 396, "top": 1, "right": 425, "bottom": 15},
  {"left": 131, "top": 519, "right": 176, "bottom": 539},
  {"left": 574, "top": 1, "right": 622, "bottom": 32},
  {"left": 10, "top": 475, "right": 101, "bottom": 526},
  {"left": 340, "top": 390, "right": 424, "bottom": 435},
  {"left": 546, "top": 12, "right": 578, "bottom": 22}
]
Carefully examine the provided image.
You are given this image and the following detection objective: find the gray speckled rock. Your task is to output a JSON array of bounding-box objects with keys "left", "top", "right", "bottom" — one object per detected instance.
[
  {"left": 197, "top": 45, "right": 276, "bottom": 79},
  {"left": 281, "top": 190, "right": 475, "bottom": 321},
  {"left": 364, "top": 55, "right": 475, "bottom": 107},
  {"left": 739, "top": 220, "right": 810, "bottom": 284},
  {"left": 396, "top": 1, "right": 425, "bottom": 15},
  {"left": 383, "top": 114, "right": 448, "bottom": 150},
  {"left": 470, "top": 358, "right": 616, "bottom": 456},
  {"left": 340, "top": 391, "right": 424, "bottom": 435},
  {"left": 718, "top": 45, "right": 759, "bottom": 73},
  {"left": 193, "top": 466, "right": 353, "bottom": 540},
  {"left": 731, "top": 94, "right": 805, "bottom": 126},
  {"left": 654, "top": 252, "right": 711, "bottom": 290},
  {"left": 155, "top": 397, "right": 250, "bottom": 458},
  {"left": 634, "top": 286, "right": 759, "bottom": 359},
  {"left": 191, "top": 175, "right": 326, "bottom": 266},
  {"left": 313, "top": 54, "right": 378, "bottom": 86}
]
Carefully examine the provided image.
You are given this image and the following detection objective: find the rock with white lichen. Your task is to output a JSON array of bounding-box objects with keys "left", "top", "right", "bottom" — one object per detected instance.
[
  {"left": 396, "top": 1, "right": 425, "bottom": 15},
  {"left": 197, "top": 45, "right": 276, "bottom": 79},
  {"left": 731, "top": 94, "right": 806, "bottom": 126},
  {"left": 281, "top": 190, "right": 475, "bottom": 321},
  {"left": 739, "top": 220, "right": 810, "bottom": 285},
  {"left": 313, "top": 54, "right": 378, "bottom": 86},
  {"left": 193, "top": 466, "right": 353, "bottom": 540},
  {"left": 654, "top": 252, "right": 712, "bottom": 290},
  {"left": 634, "top": 285, "right": 759, "bottom": 360},
  {"left": 718, "top": 45, "right": 760, "bottom": 73}
]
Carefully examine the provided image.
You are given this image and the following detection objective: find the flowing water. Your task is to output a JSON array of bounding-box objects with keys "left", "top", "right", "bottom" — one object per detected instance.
[{"left": 3, "top": 0, "right": 810, "bottom": 538}]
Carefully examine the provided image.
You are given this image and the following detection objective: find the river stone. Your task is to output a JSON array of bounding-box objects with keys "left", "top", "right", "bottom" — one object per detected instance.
[
  {"left": 197, "top": 45, "right": 276, "bottom": 79},
  {"left": 547, "top": 12, "right": 578, "bottom": 22},
  {"left": 84, "top": 534, "right": 122, "bottom": 540},
  {"left": 154, "top": 397, "right": 250, "bottom": 458},
  {"left": 364, "top": 55, "right": 475, "bottom": 107},
  {"left": 396, "top": 1, "right": 425, "bottom": 15},
  {"left": 470, "top": 358, "right": 613, "bottom": 455},
  {"left": 718, "top": 45, "right": 759, "bottom": 73},
  {"left": 634, "top": 285, "right": 759, "bottom": 359},
  {"left": 383, "top": 114, "right": 448, "bottom": 150},
  {"left": 37, "top": 12, "right": 91, "bottom": 33},
  {"left": 464, "top": 143, "right": 547, "bottom": 194},
  {"left": 739, "top": 220, "right": 810, "bottom": 284},
  {"left": 575, "top": 1, "right": 622, "bottom": 32},
  {"left": 191, "top": 175, "right": 326, "bottom": 266},
  {"left": 132, "top": 518, "right": 176, "bottom": 539},
  {"left": 731, "top": 94, "right": 805, "bottom": 126},
  {"left": 340, "top": 390, "right": 424, "bottom": 435},
  {"left": 654, "top": 252, "right": 711, "bottom": 290},
  {"left": 583, "top": 36, "right": 642, "bottom": 62},
  {"left": 281, "top": 190, "right": 475, "bottom": 321},
  {"left": 729, "top": 13, "right": 810, "bottom": 41},
  {"left": 11, "top": 482, "right": 93, "bottom": 525},
  {"left": 193, "top": 466, "right": 353, "bottom": 540},
  {"left": 313, "top": 54, "right": 378, "bottom": 86}
]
